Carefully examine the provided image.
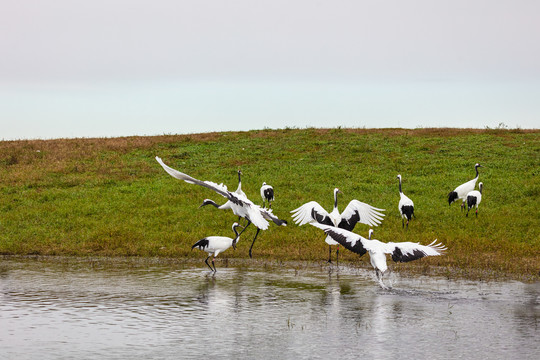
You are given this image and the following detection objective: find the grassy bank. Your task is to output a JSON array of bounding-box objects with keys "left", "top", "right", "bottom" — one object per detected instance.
[{"left": 0, "top": 128, "right": 538, "bottom": 280}]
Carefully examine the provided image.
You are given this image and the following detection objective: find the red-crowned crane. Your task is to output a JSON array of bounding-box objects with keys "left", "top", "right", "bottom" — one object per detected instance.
[
  {"left": 448, "top": 163, "right": 482, "bottom": 210},
  {"left": 260, "top": 182, "right": 274, "bottom": 209},
  {"left": 397, "top": 174, "right": 415, "bottom": 228},
  {"left": 192, "top": 222, "right": 243, "bottom": 272},
  {"left": 156, "top": 157, "right": 287, "bottom": 258},
  {"left": 466, "top": 182, "right": 483, "bottom": 217},
  {"left": 291, "top": 188, "right": 385, "bottom": 263},
  {"left": 310, "top": 223, "right": 446, "bottom": 288}
]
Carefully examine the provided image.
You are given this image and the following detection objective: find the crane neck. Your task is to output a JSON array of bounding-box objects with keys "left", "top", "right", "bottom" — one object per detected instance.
[
  {"left": 334, "top": 191, "right": 339, "bottom": 210},
  {"left": 474, "top": 165, "right": 480, "bottom": 179},
  {"left": 398, "top": 178, "right": 403, "bottom": 193},
  {"left": 200, "top": 199, "right": 220, "bottom": 209},
  {"left": 231, "top": 225, "right": 241, "bottom": 248},
  {"left": 232, "top": 225, "right": 241, "bottom": 243}
]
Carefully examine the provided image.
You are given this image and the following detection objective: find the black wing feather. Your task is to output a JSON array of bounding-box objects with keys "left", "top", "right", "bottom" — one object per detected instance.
[
  {"left": 391, "top": 248, "right": 426, "bottom": 263},
  {"left": 228, "top": 193, "right": 246, "bottom": 207},
  {"left": 467, "top": 195, "right": 477, "bottom": 210},
  {"left": 400, "top": 205, "right": 414, "bottom": 221},
  {"left": 264, "top": 188, "right": 274, "bottom": 201},
  {"left": 324, "top": 228, "right": 367, "bottom": 256},
  {"left": 448, "top": 191, "right": 458, "bottom": 205},
  {"left": 192, "top": 238, "right": 210, "bottom": 250},
  {"left": 311, "top": 208, "right": 334, "bottom": 226},
  {"left": 337, "top": 211, "right": 360, "bottom": 231}
]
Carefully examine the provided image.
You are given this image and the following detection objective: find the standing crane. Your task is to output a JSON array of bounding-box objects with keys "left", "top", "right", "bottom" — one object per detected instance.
[
  {"left": 448, "top": 163, "right": 482, "bottom": 210},
  {"left": 397, "top": 174, "right": 415, "bottom": 228}
]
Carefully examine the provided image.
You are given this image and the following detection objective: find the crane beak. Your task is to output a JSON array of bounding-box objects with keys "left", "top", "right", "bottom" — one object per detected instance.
[{"left": 198, "top": 200, "right": 210, "bottom": 208}]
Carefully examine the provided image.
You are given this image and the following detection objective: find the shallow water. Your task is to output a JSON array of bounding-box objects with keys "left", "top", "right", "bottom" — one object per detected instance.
[{"left": 0, "top": 259, "right": 538, "bottom": 359}]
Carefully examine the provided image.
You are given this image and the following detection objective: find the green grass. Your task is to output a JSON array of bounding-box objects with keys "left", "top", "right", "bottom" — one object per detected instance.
[{"left": 0, "top": 128, "right": 538, "bottom": 280}]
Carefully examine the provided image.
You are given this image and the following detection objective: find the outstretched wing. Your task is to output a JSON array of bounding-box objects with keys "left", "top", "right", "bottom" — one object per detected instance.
[
  {"left": 156, "top": 156, "right": 271, "bottom": 229},
  {"left": 384, "top": 240, "right": 446, "bottom": 263},
  {"left": 338, "top": 200, "right": 385, "bottom": 230},
  {"left": 260, "top": 207, "right": 287, "bottom": 227},
  {"left": 290, "top": 201, "right": 332, "bottom": 226},
  {"left": 156, "top": 156, "right": 236, "bottom": 201},
  {"left": 310, "top": 223, "right": 368, "bottom": 256},
  {"left": 243, "top": 203, "right": 270, "bottom": 230}
]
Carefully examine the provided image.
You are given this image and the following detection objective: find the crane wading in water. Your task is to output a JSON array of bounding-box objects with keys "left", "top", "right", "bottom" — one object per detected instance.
[
  {"left": 191, "top": 222, "right": 243, "bottom": 272},
  {"left": 310, "top": 223, "right": 446, "bottom": 288}
]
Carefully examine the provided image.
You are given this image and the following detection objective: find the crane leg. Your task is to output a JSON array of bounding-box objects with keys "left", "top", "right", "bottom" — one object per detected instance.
[
  {"left": 376, "top": 270, "right": 387, "bottom": 289},
  {"left": 376, "top": 270, "right": 382, "bottom": 287},
  {"left": 248, "top": 228, "right": 261, "bottom": 259},
  {"left": 336, "top": 245, "right": 339, "bottom": 265},
  {"left": 204, "top": 256, "right": 213, "bottom": 271},
  {"left": 211, "top": 257, "right": 217, "bottom": 272},
  {"left": 327, "top": 245, "right": 332, "bottom": 263},
  {"left": 238, "top": 220, "right": 251, "bottom": 236}
]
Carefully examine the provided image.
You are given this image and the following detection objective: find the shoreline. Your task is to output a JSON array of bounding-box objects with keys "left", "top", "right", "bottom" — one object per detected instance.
[{"left": 2, "top": 254, "right": 537, "bottom": 283}]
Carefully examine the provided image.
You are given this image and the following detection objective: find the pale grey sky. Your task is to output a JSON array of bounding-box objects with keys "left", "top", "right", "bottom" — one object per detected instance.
[{"left": 1, "top": 0, "right": 539, "bottom": 139}]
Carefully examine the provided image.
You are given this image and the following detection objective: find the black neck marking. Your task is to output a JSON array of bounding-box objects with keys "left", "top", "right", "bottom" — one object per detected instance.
[
  {"left": 233, "top": 225, "right": 240, "bottom": 238},
  {"left": 202, "top": 199, "right": 220, "bottom": 208}
]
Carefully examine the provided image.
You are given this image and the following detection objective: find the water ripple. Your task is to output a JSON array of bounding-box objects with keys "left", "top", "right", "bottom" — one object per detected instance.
[{"left": 0, "top": 259, "right": 538, "bottom": 359}]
